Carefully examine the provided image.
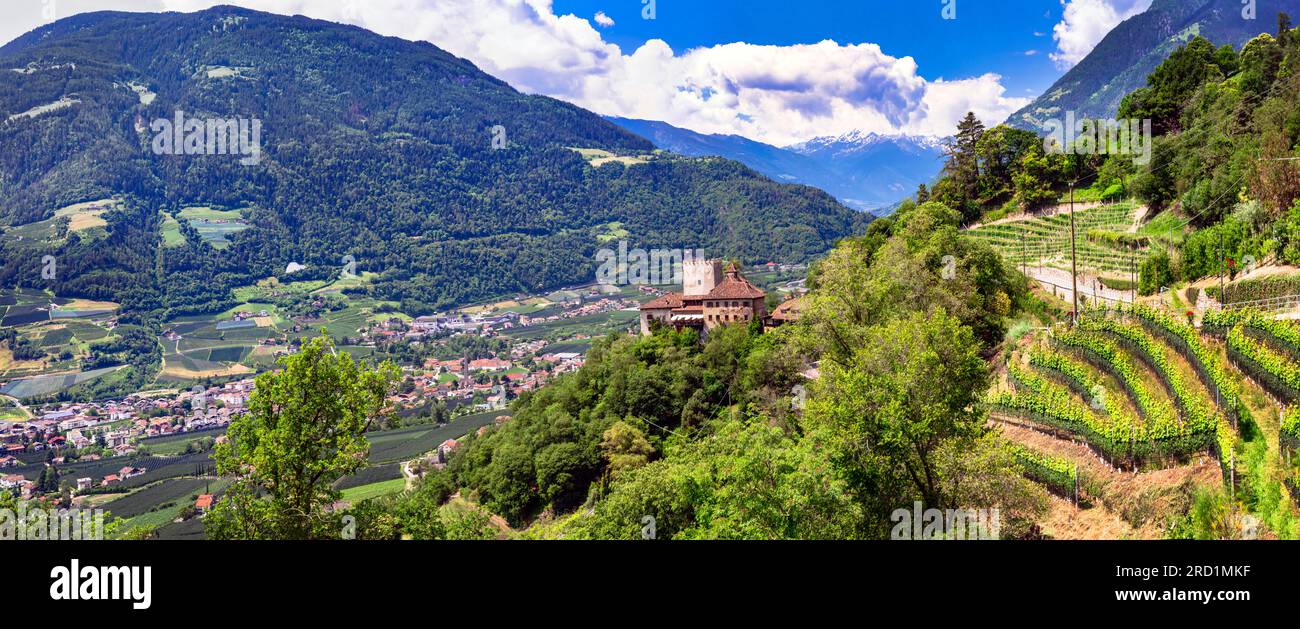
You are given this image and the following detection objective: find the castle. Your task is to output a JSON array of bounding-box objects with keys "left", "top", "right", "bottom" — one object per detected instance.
[{"left": 639, "top": 259, "right": 769, "bottom": 335}]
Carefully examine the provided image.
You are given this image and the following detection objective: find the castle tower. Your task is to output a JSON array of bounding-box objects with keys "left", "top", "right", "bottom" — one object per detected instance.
[{"left": 682, "top": 257, "right": 722, "bottom": 297}]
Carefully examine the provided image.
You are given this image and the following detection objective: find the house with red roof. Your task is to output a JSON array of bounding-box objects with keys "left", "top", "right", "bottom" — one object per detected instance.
[
  {"left": 639, "top": 260, "right": 767, "bottom": 336},
  {"left": 435, "top": 438, "right": 459, "bottom": 465},
  {"left": 769, "top": 295, "right": 805, "bottom": 328},
  {"left": 469, "top": 358, "right": 511, "bottom": 372},
  {"left": 195, "top": 494, "right": 214, "bottom": 511}
]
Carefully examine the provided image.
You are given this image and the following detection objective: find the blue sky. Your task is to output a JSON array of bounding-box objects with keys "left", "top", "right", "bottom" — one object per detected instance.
[
  {"left": 554, "top": 0, "right": 1068, "bottom": 98},
  {"left": 0, "top": 0, "right": 1152, "bottom": 144}
]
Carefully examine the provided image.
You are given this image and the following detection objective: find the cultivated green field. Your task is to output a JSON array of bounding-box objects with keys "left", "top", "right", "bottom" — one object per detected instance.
[
  {"left": 0, "top": 290, "right": 122, "bottom": 387},
  {"left": 161, "top": 206, "right": 252, "bottom": 249},
  {"left": 340, "top": 477, "right": 407, "bottom": 503}
]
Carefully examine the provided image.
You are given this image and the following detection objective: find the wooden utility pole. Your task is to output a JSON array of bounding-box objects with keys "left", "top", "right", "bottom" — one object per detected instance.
[
  {"left": 1131, "top": 255, "right": 1136, "bottom": 305},
  {"left": 1069, "top": 182, "right": 1079, "bottom": 325},
  {"left": 1219, "top": 230, "right": 1226, "bottom": 307}
]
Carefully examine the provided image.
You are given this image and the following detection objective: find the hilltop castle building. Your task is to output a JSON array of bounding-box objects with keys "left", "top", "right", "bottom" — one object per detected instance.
[{"left": 639, "top": 259, "right": 769, "bottom": 335}]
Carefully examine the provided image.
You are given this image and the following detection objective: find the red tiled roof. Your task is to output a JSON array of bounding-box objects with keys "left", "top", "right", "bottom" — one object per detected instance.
[
  {"left": 195, "top": 494, "right": 214, "bottom": 509},
  {"left": 706, "top": 264, "right": 765, "bottom": 299},
  {"left": 772, "top": 296, "right": 805, "bottom": 321},
  {"left": 641, "top": 292, "right": 684, "bottom": 310}
]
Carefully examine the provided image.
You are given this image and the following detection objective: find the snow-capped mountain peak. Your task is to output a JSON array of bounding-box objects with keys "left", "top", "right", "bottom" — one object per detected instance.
[{"left": 786, "top": 130, "right": 948, "bottom": 157}]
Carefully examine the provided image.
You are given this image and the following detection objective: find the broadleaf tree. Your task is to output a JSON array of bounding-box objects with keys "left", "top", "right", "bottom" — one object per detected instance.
[{"left": 206, "top": 334, "right": 400, "bottom": 540}]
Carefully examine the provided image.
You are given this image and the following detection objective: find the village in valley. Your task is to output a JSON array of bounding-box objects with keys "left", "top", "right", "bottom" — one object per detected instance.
[{"left": 0, "top": 256, "right": 806, "bottom": 537}]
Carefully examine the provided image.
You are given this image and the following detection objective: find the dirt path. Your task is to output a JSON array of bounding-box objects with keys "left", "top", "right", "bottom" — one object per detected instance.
[
  {"left": 1127, "top": 205, "right": 1149, "bottom": 234},
  {"left": 401, "top": 460, "right": 418, "bottom": 491},
  {"left": 1040, "top": 494, "right": 1147, "bottom": 539},
  {"left": 966, "top": 200, "right": 1107, "bottom": 230}
]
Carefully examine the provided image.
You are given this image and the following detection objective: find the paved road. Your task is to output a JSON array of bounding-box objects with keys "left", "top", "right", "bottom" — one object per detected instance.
[{"left": 1026, "top": 266, "right": 1133, "bottom": 309}]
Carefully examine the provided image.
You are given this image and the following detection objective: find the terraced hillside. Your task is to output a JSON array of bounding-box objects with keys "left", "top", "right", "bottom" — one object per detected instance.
[
  {"left": 991, "top": 304, "right": 1300, "bottom": 539},
  {"left": 966, "top": 202, "right": 1147, "bottom": 277}
]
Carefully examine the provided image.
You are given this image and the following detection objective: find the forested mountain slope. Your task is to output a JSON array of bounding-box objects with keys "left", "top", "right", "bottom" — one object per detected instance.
[
  {"left": 608, "top": 116, "right": 944, "bottom": 213},
  {"left": 0, "top": 6, "right": 866, "bottom": 317},
  {"left": 1010, "top": 0, "right": 1300, "bottom": 129}
]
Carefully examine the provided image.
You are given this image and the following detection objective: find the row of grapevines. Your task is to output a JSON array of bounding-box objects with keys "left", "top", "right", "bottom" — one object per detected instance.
[
  {"left": 1202, "top": 308, "right": 1245, "bottom": 336},
  {"left": 1278, "top": 408, "right": 1300, "bottom": 502},
  {"left": 992, "top": 363, "right": 1211, "bottom": 463},
  {"left": 1281, "top": 407, "right": 1300, "bottom": 449},
  {"left": 995, "top": 364, "right": 1119, "bottom": 440},
  {"left": 1026, "top": 350, "right": 1101, "bottom": 404},
  {"left": 1006, "top": 360, "right": 1050, "bottom": 394},
  {"left": 1077, "top": 316, "right": 1220, "bottom": 436},
  {"left": 1214, "top": 414, "right": 1238, "bottom": 482},
  {"left": 1009, "top": 444, "right": 1077, "bottom": 495},
  {"left": 1205, "top": 308, "right": 1300, "bottom": 360},
  {"left": 1052, "top": 329, "right": 1178, "bottom": 431},
  {"left": 1125, "top": 304, "right": 1247, "bottom": 429},
  {"left": 1226, "top": 324, "right": 1300, "bottom": 401}
]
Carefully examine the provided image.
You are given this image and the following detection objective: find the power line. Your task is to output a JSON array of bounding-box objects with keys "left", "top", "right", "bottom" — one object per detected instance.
[{"left": 635, "top": 415, "right": 689, "bottom": 439}]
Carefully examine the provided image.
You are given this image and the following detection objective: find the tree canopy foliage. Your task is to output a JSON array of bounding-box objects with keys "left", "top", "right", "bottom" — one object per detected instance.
[
  {"left": 369, "top": 201, "right": 1046, "bottom": 539},
  {"left": 206, "top": 334, "right": 400, "bottom": 539}
]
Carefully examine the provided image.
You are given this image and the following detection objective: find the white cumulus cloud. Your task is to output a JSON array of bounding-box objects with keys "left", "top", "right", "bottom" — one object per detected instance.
[
  {"left": 47, "top": 0, "right": 1031, "bottom": 144},
  {"left": 593, "top": 11, "right": 613, "bottom": 28},
  {"left": 1050, "top": 0, "right": 1152, "bottom": 70}
]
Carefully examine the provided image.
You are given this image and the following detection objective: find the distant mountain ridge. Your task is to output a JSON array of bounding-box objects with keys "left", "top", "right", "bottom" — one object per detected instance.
[
  {"left": 1010, "top": 0, "right": 1300, "bottom": 129},
  {"left": 607, "top": 117, "right": 947, "bottom": 213}
]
